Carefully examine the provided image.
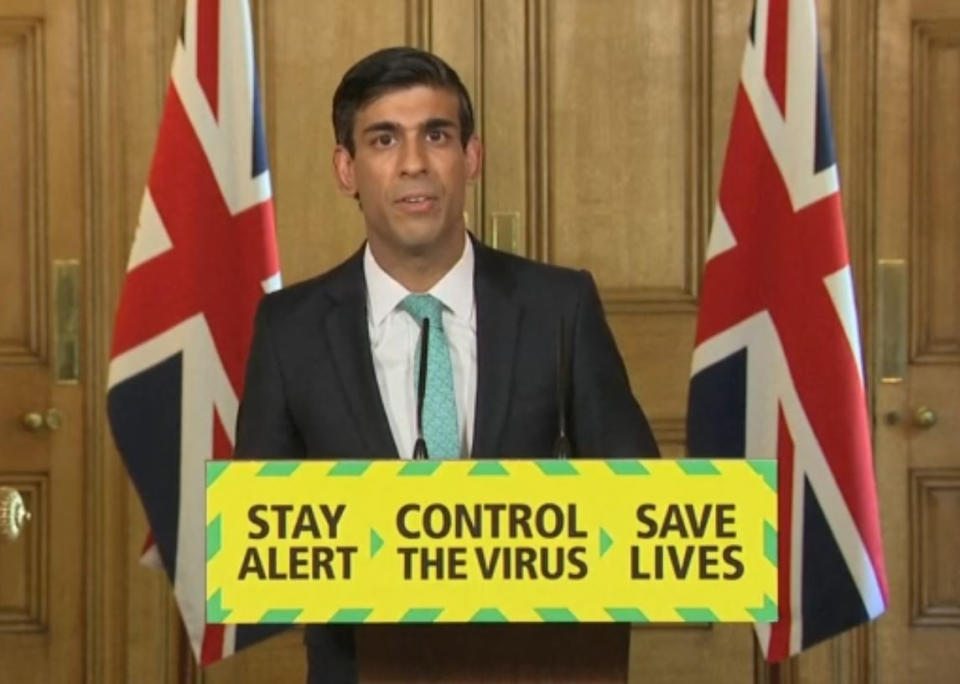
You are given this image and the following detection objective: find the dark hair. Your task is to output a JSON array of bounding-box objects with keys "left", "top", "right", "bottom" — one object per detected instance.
[{"left": 332, "top": 47, "right": 475, "bottom": 156}]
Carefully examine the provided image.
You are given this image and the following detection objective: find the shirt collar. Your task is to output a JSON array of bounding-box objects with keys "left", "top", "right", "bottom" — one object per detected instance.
[{"left": 364, "top": 235, "right": 475, "bottom": 327}]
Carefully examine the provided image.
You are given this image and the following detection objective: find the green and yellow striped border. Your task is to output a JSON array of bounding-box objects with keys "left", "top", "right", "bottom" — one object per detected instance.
[{"left": 206, "top": 459, "right": 777, "bottom": 624}]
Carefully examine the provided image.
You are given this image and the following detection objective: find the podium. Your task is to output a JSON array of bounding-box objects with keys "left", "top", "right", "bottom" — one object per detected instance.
[
  {"left": 206, "top": 459, "right": 776, "bottom": 682},
  {"left": 355, "top": 623, "right": 628, "bottom": 682}
]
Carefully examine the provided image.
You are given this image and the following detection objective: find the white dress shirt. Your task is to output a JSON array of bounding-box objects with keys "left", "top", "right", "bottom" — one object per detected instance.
[{"left": 364, "top": 237, "right": 477, "bottom": 459}]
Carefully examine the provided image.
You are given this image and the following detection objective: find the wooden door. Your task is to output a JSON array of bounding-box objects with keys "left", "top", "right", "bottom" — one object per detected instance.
[
  {"left": 0, "top": 0, "right": 86, "bottom": 682},
  {"left": 874, "top": 0, "right": 960, "bottom": 682}
]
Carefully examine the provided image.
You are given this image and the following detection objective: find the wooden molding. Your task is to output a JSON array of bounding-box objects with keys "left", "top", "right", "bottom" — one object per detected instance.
[
  {"left": 83, "top": 0, "right": 186, "bottom": 681},
  {"left": 0, "top": 18, "right": 46, "bottom": 365},
  {"left": 602, "top": 289, "right": 699, "bottom": 315},
  {"left": 910, "top": 468, "right": 960, "bottom": 626},
  {"left": 832, "top": 0, "right": 880, "bottom": 413},
  {"left": 832, "top": 5, "right": 880, "bottom": 684},
  {"left": 80, "top": 0, "right": 124, "bottom": 681},
  {"left": 472, "top": 0, "right": 486, "bottom": 245},
  {"left": 910, "top": 19, "right": 960, "bottom": 365},
  {"left": 0, "top": 475, "right": 46, "bottom": 632},
  {"left": 154, "top": 0, "right": 177, "bottom": 112},
  {"left": 405, "top": 0, "right": 432, "bottom": 50},
  {"left": 688, "top": 0, "right": 711, "bottom": 307},
  {"left": 525, "top": 0, "right": 549, "bottom": 263}
]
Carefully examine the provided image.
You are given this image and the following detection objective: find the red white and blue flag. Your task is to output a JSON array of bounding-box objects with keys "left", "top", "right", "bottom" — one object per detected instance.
[
  {"left": 108, "top": 0, "right": 281, "bottom": 665},
  {"left": 686, "top": 0, "right": 888, "bottom": 661}
]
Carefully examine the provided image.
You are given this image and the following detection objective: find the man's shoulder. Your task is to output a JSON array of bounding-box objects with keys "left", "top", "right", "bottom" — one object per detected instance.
[
  {"left": 475, "top": 241, "right": 593, "bottom": 297},
  {"left": 257, "top": 249, "right": 363, "bottom": 323}
]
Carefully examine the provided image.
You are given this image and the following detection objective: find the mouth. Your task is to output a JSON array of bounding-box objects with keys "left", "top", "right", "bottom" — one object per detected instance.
[{"left": 394, "top": 193, "right": 438, "bottom": 213}]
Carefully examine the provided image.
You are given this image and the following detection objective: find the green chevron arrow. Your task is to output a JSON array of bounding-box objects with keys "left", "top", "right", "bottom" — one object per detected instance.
[
  {"left": 599, "top": 527, "right": 614, "bottom": 557},
  {"left": 370, "top": 528, "right": 384, "bottom": 558}
]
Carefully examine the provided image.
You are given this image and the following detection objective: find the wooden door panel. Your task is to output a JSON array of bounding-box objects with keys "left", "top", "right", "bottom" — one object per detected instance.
[
  {"left": 875, "top": 1, "right": 960, "bottom": 682},
  {"left": 0, "top": 475, "right": 45, "bottom": 629},
  {"left": 911, "top": 19, "right": 960, "bottom": 367},
  {"left": 547, "top": 1, "right": 695, "bottom": 292},
  {"left": 0, "top": 18, "right": 44, "bottom": 361},
  {"left": 909, "top": 469, "right": 960, "bottom": 625},
  {"left": 263, "top": 0, "right": 410, "bottom": 285},
  {"left": 0, "top": 1, "right": 85, "bottom": 683}
]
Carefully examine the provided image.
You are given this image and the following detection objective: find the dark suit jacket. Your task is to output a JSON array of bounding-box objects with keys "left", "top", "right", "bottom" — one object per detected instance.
[{"left": 235, "top": 238, "right": 659, "bottom": 681}]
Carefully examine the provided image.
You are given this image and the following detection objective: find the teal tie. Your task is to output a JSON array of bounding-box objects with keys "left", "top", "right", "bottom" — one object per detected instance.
[{"left": 401, "top": 294, "right": 460, "bottom": 459}]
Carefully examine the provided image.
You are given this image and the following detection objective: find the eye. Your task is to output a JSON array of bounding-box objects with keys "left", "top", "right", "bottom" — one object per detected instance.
[
  {"left": 425, "top": 129, "right": 450, "bottom": 143},
  {"left": 371, "top": 132, "right": 396, "bottom": 147}
]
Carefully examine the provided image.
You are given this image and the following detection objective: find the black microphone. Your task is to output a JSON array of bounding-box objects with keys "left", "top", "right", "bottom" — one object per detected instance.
[
  {"left": 553, "top": 316, "right": 573, "bottom": 460},
  {"left": 412, "top": 317, "right": 430, "bottom": 460}
]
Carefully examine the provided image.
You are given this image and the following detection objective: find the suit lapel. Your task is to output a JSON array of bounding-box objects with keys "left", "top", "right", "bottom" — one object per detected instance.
[
  {"left": 322, "top": 252, "right": 399, "bottom": 459},
  {"left": 472, "top": 240, "right": 522, "bottom": 459}
]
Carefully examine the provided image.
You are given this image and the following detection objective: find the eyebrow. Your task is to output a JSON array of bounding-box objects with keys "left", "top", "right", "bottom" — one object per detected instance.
[
  {"left": 360, "top": 117, "right": 459, "bottom": 136},
  {"left": 423, "top": 117, "right": 458, "bottom": 130}
]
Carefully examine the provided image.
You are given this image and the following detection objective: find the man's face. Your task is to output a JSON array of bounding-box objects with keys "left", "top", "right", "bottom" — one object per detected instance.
[{"left": 333, "top": 85, "right": 481, "bottom": 264}]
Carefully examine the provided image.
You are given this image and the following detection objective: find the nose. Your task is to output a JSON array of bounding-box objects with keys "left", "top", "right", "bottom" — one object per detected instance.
[{"left": 399, "top": 137, "right": 428, "bottom": 176}]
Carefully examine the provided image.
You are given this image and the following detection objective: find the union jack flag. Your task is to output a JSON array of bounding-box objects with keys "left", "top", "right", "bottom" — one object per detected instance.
[
  {"left": 686, "top": 0, "right": 888, "bottom": 661},
  {"left": 107, "top": 0, "right": 282, "bottom": 665}
]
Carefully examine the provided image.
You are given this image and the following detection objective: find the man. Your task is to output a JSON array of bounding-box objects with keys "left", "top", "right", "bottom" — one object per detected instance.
[{"left": 236, "top": 46, "right": 659, "bottom": 683}]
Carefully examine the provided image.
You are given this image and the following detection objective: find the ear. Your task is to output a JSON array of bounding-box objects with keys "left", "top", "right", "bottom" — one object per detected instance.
[
  {"left": 465, "top": 135, "right": 483, "bottom": 183},
  {"left": 332, "top": 145, "right": 357, "bottom": 197}
]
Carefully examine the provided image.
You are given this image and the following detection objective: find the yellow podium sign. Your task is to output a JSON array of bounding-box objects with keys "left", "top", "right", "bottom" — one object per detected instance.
[{"left": 205, "top": 459, "right": 777, "bottom": 625}]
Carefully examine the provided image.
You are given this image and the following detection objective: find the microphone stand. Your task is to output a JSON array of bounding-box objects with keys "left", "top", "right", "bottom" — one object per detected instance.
[
  {"left": 412, "top": 317, "right": 430, "bottom": 460},
  {"left": 553, "top": 316, "right": 573, "bottom": 460}
]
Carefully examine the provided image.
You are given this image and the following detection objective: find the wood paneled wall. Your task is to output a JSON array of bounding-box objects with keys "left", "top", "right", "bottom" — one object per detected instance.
[{"left": 16, "top": 0, "right": 948, "bottom": 682}]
